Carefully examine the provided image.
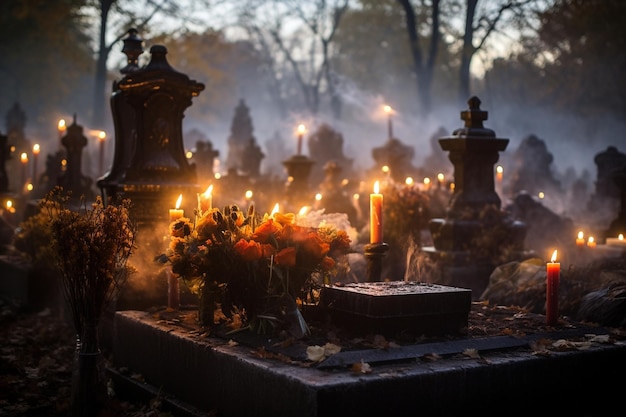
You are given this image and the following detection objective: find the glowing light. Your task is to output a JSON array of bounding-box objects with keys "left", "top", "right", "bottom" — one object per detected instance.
[
  {"left": 245, "top": 190, "right": 253, "bottom": 200},
  {"left": 538, "top": 192, "right": 545, "bottom": 199},
  {"left": 33, "top": 144, "right": 40, "bottom": 155},
  {"left": 374, "top": 180, "right": 380, "bottom": 194},
  {"left": 315, "top": 193, "right": 322, "bottom": 201},
  {"left": 437, "top": 172, "right": 444, "bottom": 183},
  {"left": 298, "top": 206, "right": 309, "bottom": 216},
  {"left": 405, "top": 177, "right": 414, "bottom": 185},
  {"left": 270, "top": 203, "right": 280, "bottom": 216},
  {"left": 175, "top": 194, "right": 183, "bottom": 209},
  {"left": 20, "top": 153, "right": 28, "bottom": 163},
  {"left": 551, "top": 250, "right": 558, "bottom": 263},
  {"left": 186, "top": 151, "right": 193, "bottom": 159}
]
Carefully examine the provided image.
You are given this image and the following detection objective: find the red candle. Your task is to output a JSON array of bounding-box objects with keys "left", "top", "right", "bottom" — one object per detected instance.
[
  {"left": 370, "top": 181, "right": 383, "bottom": 243},
  {"left": 546, "top": 249, "right": 560, "bottom": 326}
]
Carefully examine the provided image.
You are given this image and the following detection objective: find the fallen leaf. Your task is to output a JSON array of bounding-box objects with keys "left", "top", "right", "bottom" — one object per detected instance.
[
  {"left": 351, "top": 360, "right": 372, "bottom": 374},
  {"left": 463, "top": 348, "right": 481, "bottom": 359}
]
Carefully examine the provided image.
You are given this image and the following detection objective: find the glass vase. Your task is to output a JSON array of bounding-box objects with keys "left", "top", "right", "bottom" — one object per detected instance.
[
  {"left": 70, "top": 322, "right": 107, "bottom": 417},
  {"left": 198, "top": 279, "right": 219, "bottom": 326}
]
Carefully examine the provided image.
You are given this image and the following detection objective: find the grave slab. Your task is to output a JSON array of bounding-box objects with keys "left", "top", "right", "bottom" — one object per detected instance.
[{"left": 112, "top": 309, "right": 626, "bottom": 417}]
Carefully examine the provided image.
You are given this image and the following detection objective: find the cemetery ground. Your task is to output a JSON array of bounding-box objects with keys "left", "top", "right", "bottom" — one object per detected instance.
[{"left": 1, "top": 287, "right": 625, "bottom": 417}]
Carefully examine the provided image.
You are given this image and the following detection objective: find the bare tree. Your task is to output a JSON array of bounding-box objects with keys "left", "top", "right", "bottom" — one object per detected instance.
[
  {"left": 459, "top": 0, "right": 536, "bottom": 102},
  {"left": 236, "top": 0, "right": 349, "bottom": 121},
  {"left": 396, "top": 0, "right": 442, "bottom": 117}
]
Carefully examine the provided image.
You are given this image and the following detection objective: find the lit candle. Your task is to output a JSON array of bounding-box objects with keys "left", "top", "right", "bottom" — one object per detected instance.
[
  {"left": 370, "top": 181, "right": 383, "bottom": 244},
  {"left": 270, "top": 203, "right": 280, "bottom": 219},
  {"left": 32, "top": 144, "right": 40, "bottom": 185},
  {"left": 20, "top": 152, "right": 28, "bottom": 189},
  {"left": 169, "top": 194, "right": 184, "bottom": 222},
  {"left": 606, "top": 234, "right": 626, "bottom": 247},
  {"left": 57, "top": 119, "right": 66, "bottom": 141},
  {"left": 198, "top": 185, "right": 213, "bottom": 214},
  {"left": 495, "top": 165, "right": 503, "bottom": 195},
  {"left": 297, "top": 124, "right": 306, "bottom": 155},
  {"left": 546, "top": 249, "right": 560, "bottom": 326},
  {"left": 575, "top": 231, "right": 585, "bottom": 247},
  {"left": 98, "top": 131, "right": 106, "bottom": 175},
  {"left": 437, "top": 172, "right": 444, "bottom": 188},
  {"left": 587, "top": 236, "right": 596, "bottom": 248},
  {"left": 423, "top": 177, "right": 431, "bottom": 192}
]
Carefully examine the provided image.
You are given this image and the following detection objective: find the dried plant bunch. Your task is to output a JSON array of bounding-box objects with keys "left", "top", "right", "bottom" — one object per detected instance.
[{"left": 44, "top": 187, "right": 137, "bottom": 337}]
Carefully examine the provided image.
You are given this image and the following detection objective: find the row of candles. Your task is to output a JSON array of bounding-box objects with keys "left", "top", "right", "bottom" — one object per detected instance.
[
  {"left": 169, "top": 181, "right": 386, "bottom": 246},
  {"left": 575, "top": 230, "right": 626, "bottom": 248}
]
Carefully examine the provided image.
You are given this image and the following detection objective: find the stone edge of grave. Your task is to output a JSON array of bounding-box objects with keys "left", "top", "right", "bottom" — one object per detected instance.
[{"left": 111, "top": 310, "right": 626, "bottom": 417}]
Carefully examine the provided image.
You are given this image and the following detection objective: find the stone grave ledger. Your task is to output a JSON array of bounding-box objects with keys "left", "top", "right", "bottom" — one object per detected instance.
[
  {"left": 112, "top": 310, "right": 626, "bottom": 417},
  {"left": 319, "top": 281, "right": 472, "bottom": 337}
]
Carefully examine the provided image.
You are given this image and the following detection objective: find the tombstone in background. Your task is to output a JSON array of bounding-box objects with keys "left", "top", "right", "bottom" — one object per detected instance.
[
  {"left": 588, "top": 146, "right": 626, "bottom": 231},
  {"left": 370, "top": 135, "right": 419, "bottom": 183},
  {"left": 5, "top": 103, "right": 31, "bottom": 193},
  {"left": 317, "top": 160, "right": 357, "bottom": 225},
  {"left": 509, "top": 134, "right": 562, "bottom": 197},
  {"left": 307, "top": 123, "right": 354, "bottom": 186},
  {"left": 421, "top": 126, "right": 451, "bottom": 179},
  {"left": 225, "top": 99, "right": 256, "bottom": 173},
  {"left": 191, "top": 135, "right": 219, "bottom": 185},
  {"left": 422, "top": 97, "right": 529, "bottom": 298},
  {"left": 605, "top": 165, "right": 626, "bottom": 239},
  {"left": 240, "top": 138, "right": 264, "bottom": 178},
  {"left": 57, "top": 115, "right": 94, "bottom": 201}
]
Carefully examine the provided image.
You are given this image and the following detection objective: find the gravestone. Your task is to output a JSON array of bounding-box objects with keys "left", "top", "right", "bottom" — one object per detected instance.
[
  {"left": 57, "top": 115, "right": 94, "bottom": 201},
  {"left": 99, "top": 43, "right": 204, "bottom": 228},
  {"left": 509, "top": 134, "right": 561, "bottom": 197},
  {"left": 422, "top": 97, "right": 529, "bottom": 298},
  {"left": 370, "top": 136, "right": 418, "bottom": 183},
  {"left": 307, "top": 123, "right": 354, "bottom": 186},
  {"left": 225, "top": 99, "right": 256, "bottom": 173}
]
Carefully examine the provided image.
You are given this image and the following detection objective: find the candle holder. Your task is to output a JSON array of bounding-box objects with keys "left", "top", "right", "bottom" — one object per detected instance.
[{"left": 364, "top": 242, "right": 389, "bottom": 282}]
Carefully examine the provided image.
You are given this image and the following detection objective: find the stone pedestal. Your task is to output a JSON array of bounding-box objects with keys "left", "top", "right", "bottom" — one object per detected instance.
[
  {"left": 282, "top": 155, "right": 314, "bottom": 210},
  {"left": 424, "top": 97, "right": 528, "bottom": 298}
]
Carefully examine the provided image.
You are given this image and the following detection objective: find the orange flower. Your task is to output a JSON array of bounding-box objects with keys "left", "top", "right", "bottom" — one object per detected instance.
[
  {"left": 252, "top": 219, "right": 281, "bottom": 243},
  {"left": 274, "top": 246, "right": 297, "bottom": 267},
  {"left": 301, "top": 232, "right": 330, "bottom": 259},
  {"left": 260, "top": 243, "right": 276, "bottom": 258},
  {"left": 196, "top": 210, "right": 219, "bottom": 240},
  {"left": 234, "top": 238, "right": 262, "bottom": 261},
  {"left": 274, "top": 212, "right": 295, "bottom": 226},
  {"left": 320, "top": 256, "right": 335, "bottom": 271}
]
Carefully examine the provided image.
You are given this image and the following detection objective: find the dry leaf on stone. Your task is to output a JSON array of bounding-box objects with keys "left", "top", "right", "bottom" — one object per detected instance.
[
  {"left": 463, "top": 348, "right": 481, "bottom": 359},
  {"left": 306, "top": 345, "right": 326, "bottom": 362},
  {"left": 351, "top": 360, "right": 372, "bottom": 374}
]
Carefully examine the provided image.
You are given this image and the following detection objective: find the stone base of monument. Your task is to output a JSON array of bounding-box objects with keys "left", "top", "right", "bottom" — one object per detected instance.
[
  {"left": 319, "top": 281, "right": 471, "bottom": 337},
  {"left": 110, "top": 310, "right": 626, "bottom": 417}
]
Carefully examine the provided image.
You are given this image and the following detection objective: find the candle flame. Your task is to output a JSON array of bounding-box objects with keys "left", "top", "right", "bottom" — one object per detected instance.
[
  {"left": 33, "top": 144, "right": 40, "bottom": 154},
  {"left": 373, "top": 180, "right": 380, "bottom": 194},
  {"left": 496, "top": 165, "right": 503, "bottom": 174},
  {"left": 20, "top": 153, "right": 28, "bottom": 163},
  {"left": 437, "top": 172, "right": 444, "bottom": 183},
  {"left": 58, "top": 119, "right": 66, "bottom": 130},
  {"left": 405, "top": 176, "right": 414, "bottom": 185},
  {"left": 383, "top": 105, "right": 392, "bottom": 114},
  {"left": 98, "top": 131, "right": 106, "bottom": 140},
  {"left": 588, "top": 236, "right": 595, "bottom": 244},
  {"left": 245, "top": 190, "right": 253, "bottom": 199},
  {"left": 271, "top": 203, "right": 279, "bottom": 216},
  {"left": 619, "top": 234, "right": 624, "bottom": 241},
  {"left": 298, "top": 206, "right": 308, "bottom": 216},
  {"left": 6, "top": 200, "right": 12, "bottom": 209},
  {"left": 315, "top": 193, "right": 322, "bottom": 201},
  {"left": 297, "top": 124, "right": 306, "bottom": 135},
  {"left": 175, "top": 194, "right": 183, "bottom": 209},
  {"left": 551, "top": 250, "right": 558, "bottom": 263},
  {"left": 203, "top": 185, "right": 213, "bottom": 198},
  {"left": 577, "top": 231, "right": 584, "bottom": 239}
]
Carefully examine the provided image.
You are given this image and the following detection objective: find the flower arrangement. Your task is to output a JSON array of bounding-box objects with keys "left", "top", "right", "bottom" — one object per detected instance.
[{"left": 160, "top": 204, "right": 353, "bottom": 337}]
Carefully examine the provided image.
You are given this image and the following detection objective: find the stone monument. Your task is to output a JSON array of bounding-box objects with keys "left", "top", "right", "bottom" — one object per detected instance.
[{"left": 422, "top": 97, "right": 528, "bottom": 298}]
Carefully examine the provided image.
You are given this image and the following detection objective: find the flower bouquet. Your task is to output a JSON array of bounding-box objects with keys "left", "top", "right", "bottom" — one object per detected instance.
[{"left": 159, "top": 204, "right": 352, "bottom": 337}]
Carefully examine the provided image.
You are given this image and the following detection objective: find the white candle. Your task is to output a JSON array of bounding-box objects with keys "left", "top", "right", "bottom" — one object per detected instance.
[{"left": 169, "top": 194, "right": 184, "bottom": 222}]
